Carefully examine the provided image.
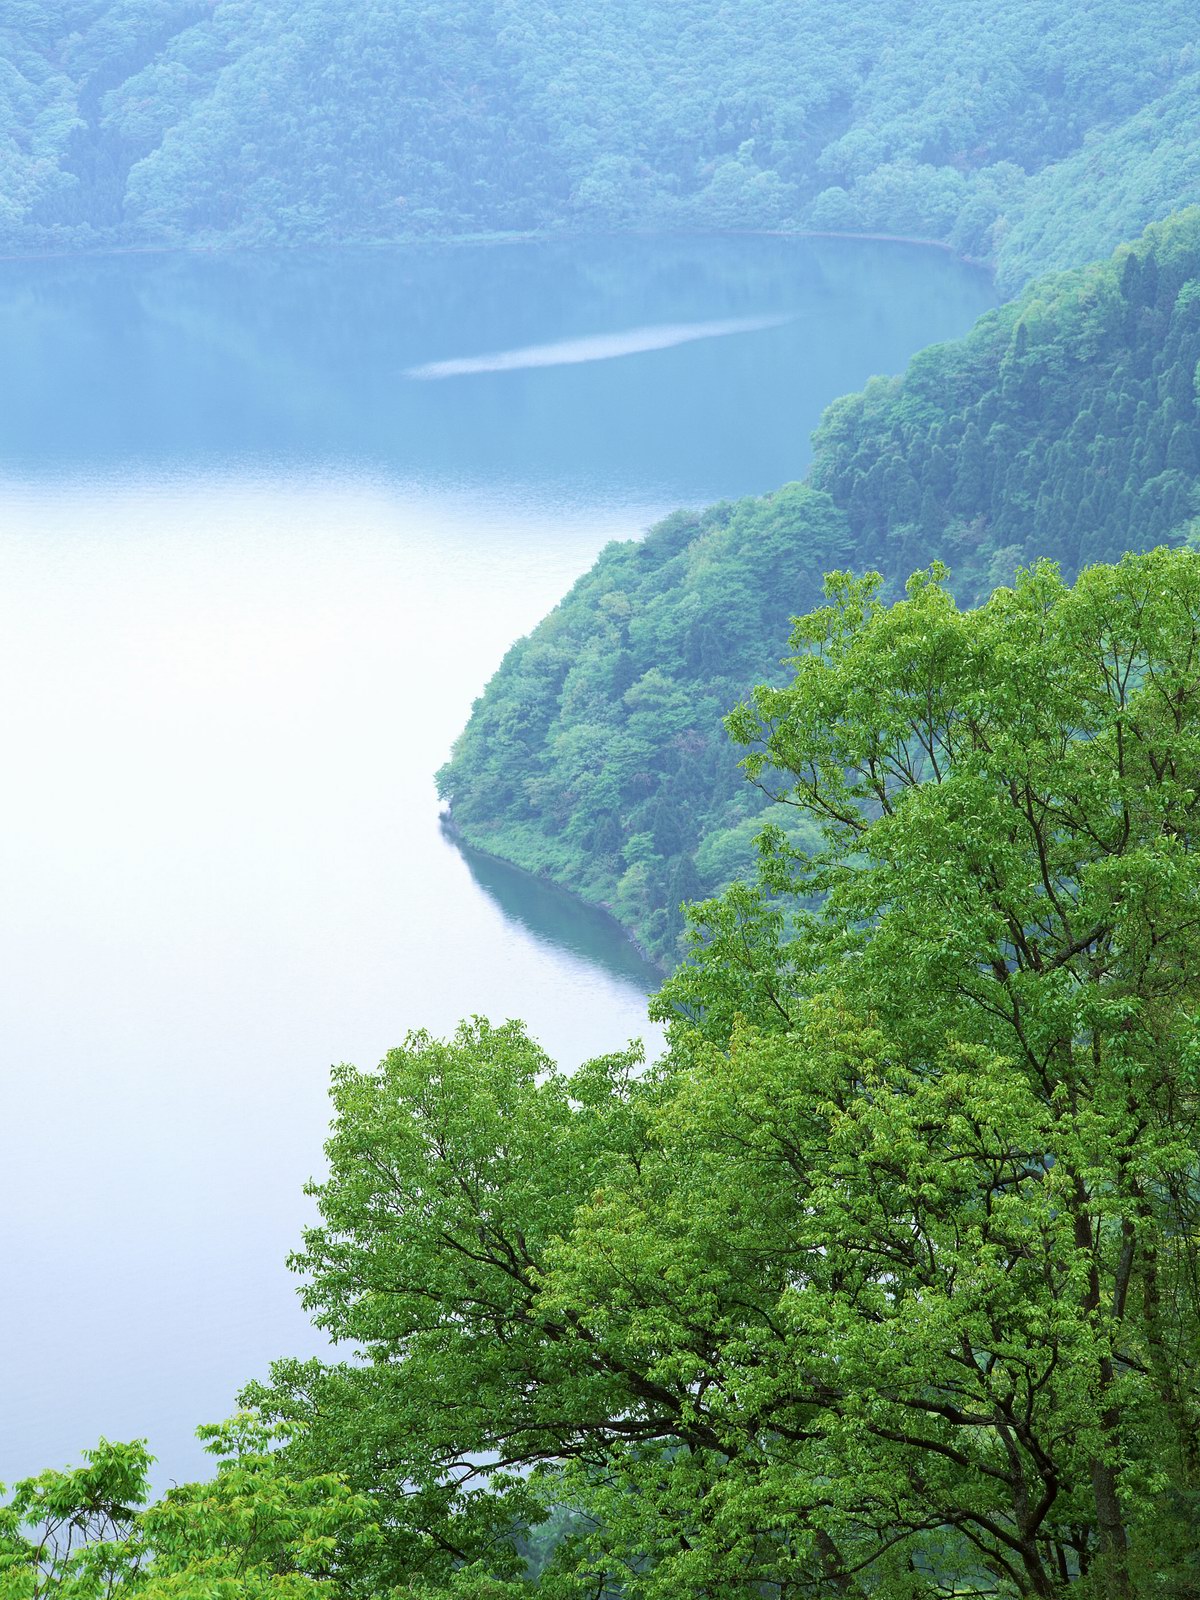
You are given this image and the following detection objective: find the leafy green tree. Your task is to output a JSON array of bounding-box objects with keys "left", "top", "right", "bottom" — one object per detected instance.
[
  {"left": 666, "top": 547, "right": 1200, "bottom": 1593},
  {"left": 0, "top": 1419, "right": 372, "bottom": 1599},
  {"left": 256, "top": 549, "right": 1200, "bottom": 1597}
]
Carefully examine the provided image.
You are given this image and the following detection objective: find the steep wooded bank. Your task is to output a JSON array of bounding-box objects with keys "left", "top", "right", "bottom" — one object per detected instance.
[
  {"left": 3, "top": 0, "right": 1199, "bottom": 286},
  {"left": 438, "top": 210, "right": 1200, "bottom": 963}
]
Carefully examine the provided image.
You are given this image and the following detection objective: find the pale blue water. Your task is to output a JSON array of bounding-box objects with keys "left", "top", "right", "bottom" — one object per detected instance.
[{"left": 0, "top": 235, "right": 995, "bottom": 1488}]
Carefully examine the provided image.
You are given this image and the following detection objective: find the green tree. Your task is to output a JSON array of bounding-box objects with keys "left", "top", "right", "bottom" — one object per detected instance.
[
  {"left": 669, "top": 547, "right": 1200, "bottom": 1593},
  {"left": 256, "top": 550, "right": 1200, "bottom": 1598},
  {"left": 0, "top": 1419, "right": 372, "bottom": 1599}
]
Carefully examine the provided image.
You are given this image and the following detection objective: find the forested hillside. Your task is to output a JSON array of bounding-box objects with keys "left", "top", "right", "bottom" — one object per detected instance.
[
  {"left": 438, "top": 210, "right": 1200, "bottom": 963},
  {"left": 3, "top": 0, "right": 1199, "bottom": 285}
]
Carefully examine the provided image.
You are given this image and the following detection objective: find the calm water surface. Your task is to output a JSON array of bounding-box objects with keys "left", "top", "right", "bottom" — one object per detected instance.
[{"left": 0, "top": 236, "right": 995, "bottom": 1486}]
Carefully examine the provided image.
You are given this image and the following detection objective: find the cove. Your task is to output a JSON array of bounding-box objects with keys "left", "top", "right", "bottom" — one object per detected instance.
[{"left": 0, "top": 234, "right": 995, "bottom": 1488}]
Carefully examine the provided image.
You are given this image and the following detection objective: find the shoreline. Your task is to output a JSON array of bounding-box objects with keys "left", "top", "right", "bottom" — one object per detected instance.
[
  {"left": 0, "top": 223, "right": 995, "bottom": 277},
  {"left": 438, "top": 811, "right": 669, "bottom": 980}
]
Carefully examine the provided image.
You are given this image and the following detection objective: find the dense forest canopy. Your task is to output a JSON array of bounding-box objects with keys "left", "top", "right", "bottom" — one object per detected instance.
[
  {"left": 13, "top": 550, "right": 1200, "bottom": 1597},
  {"left": 1, "top": 0, "right": 1198, "bottom": 283},
  {"left": 438, "top": 209, "right": 1200, "bottom": 963}
]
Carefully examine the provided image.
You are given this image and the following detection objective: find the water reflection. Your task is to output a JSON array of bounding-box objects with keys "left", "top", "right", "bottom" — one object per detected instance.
[
  {"left": 455, "top": 835, "right": 665, "bottom": 989},
  {"left": 0, "top": 235, "right": 994, "bottom": 498}
]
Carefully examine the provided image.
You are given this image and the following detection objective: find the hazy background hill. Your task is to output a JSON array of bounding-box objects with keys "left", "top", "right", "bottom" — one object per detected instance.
[{"left": 5, "top": 0, "right": 1200, "bottom": 286}]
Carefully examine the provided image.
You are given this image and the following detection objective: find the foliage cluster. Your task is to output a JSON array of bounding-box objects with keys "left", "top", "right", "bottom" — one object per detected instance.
[
  {"left": 809, "top": 210, "right": 1200, "bottom": 592},
  {"left": 438, "top": 210, "right": 1200, "bottom": 963},
  {"left": 3, "top": 0, "right": 1200, "bottom": 282},
  {"left": 12, "top": 549, "right": 1200, "bottom": 1598},
  {"left": 439, "top": 484, "right": 840, "bottom": 959},
  {"left": 0, "top": 1418, "right": 371, "bottom": 1598}
]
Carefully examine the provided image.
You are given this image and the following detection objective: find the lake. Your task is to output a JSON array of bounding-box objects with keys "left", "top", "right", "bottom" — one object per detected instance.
[{"left": 0, "top": 234, "right": 995, "bottom": 1488}]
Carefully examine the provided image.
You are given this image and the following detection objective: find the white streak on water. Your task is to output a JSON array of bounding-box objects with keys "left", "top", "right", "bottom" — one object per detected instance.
[{"left": 405, "top": 315, "right": 792, "bottom": 379}]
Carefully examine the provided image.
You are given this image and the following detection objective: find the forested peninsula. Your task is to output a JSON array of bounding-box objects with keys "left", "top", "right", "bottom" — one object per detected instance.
[
  {"left": 5, "top": 0, "right": 1200, "bottom": 287},
  {"left": 438, "top": 209, "right": 1200, "bottom": 964}
]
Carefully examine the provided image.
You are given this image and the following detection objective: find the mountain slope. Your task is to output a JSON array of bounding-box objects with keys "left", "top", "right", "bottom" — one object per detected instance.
[{"left": 438, "top": 209, "right": 1200, "bottom": 963}]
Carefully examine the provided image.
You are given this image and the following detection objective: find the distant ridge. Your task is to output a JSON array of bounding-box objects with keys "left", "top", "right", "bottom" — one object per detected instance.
[{"left": 4, "top": 0, "right": 1198, "bottom": 287}]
